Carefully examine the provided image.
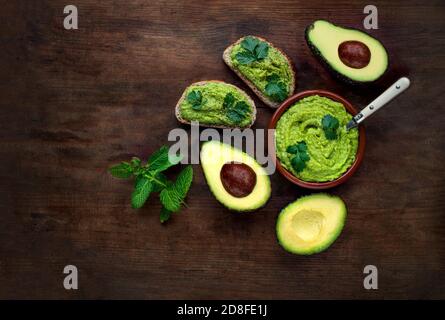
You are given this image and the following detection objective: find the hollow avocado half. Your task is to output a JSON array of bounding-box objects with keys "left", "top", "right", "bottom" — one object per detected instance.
[
  {"left": 276, "top": 193, "right": 347, "bottom": 255},
  {"left": 200, "top": 141, "right": 271, "bottom": 212},
  {"left": 305, "top": 20, "right": 388, "bottom": 84}
]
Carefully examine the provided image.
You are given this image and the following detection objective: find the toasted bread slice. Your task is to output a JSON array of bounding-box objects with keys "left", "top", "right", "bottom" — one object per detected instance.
[
  {"left": 175, "top": 80, "right": 256, "bottom": 129},
  {"left": 223, "top": 36, "right": 296, "bottom": 108}
]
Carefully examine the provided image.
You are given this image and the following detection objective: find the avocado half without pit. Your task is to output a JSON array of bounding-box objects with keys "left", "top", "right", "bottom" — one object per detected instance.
[
  {"left": 200, "top": 141, "right": 271, "bottom": 212},
  {"left": 305, "top": 20, "right": 388, "bottom": 84},
  {"left": 276, "top": 194, "right": 347, "bottom": 255}
]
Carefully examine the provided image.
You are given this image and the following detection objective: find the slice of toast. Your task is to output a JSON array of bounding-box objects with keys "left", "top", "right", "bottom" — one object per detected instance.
[
  {"left": 175, "top": 80, "right": 256, "bottom": 129},
  {"left": 223, "top": 36, "right": 296, "bottom": 108}
]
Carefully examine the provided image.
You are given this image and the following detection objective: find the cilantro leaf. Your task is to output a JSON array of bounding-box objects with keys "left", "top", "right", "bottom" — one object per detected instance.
[
  {"left": 241, "top": 36, "right": 260, "bottom": 52},
  {"left": 235, "top": 51, "right": 257, "bottom": 65},
  {"left": 160, "top": 207, "right": 172, "bottom": 223},
  {"left": 254, "top": 41, "right": 269, "bottom": 60},
  {"left": 235, "top": 36, "right": 269, "bottom": 65},
  {"left": 265, "top": 74, "right": 288, "bottom": 102},
  {"left": 131, "top": 176, "right": 152, "bottom": 209},
  {"left": 291, "top": 154, "right": 307, "bottom": 173},
  {"left": 187, "top": 90, "right": 204, "bottom": 110},
  {"left": 223, "top": 92, "right": 236, "bottom": 109},
  {"left": 287, "top": 141, "right": 310, "bottom": 173},
  {"left": 227, "top": 109, "right": 243, "bottom": 123},
  {"left": 322, "top": 114, "right": 340, "bottom": 140},
  {"left": 286, "top": 141, "right": 307, "bottom": 154},
  {"left": 226, "top": 101, "right": 250, "bottom": 124},
  {"left": 109, "top": 162, "right": 133, "bottom": 179},
  {"left": 223, "top": 93, "right": 251, "bottom": 124}
]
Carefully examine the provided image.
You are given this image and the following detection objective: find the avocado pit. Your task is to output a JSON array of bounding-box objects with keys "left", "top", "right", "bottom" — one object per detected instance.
[
  {"left": 338, "top": 40, "right": 371, "bottom": 69},
  {"left": 220, "top": 162, "right": 257, "bottom": 197}
]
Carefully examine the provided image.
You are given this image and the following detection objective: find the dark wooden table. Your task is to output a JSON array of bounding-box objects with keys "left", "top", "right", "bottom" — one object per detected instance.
[{"left": 1, "top": 0, "right": 444, "bottom": 299}]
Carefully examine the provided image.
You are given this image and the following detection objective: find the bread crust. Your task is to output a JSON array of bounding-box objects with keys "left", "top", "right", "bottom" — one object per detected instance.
[
  {"left": 223, "top": 36, "right": 296, "bottom": 108},
  {"left": 175, "top": 80, "right": 256, "bottom": 129}
]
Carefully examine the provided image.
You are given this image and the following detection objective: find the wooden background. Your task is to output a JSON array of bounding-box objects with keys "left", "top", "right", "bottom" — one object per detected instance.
[{"left": 1, "top": 0, "right": 444, "bottom": 299}]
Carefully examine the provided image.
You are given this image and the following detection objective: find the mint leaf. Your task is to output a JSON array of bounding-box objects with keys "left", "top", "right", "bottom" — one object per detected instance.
[
  {"left": 174, "top": 165, "right": 193, "bottom": 200},
  {"left": 265, "top": 74, "right": 288, "bottom": 102},
  {"left": 159, "top": 182, "right": 182, "bottom": 212},
  {"left": 130, "top": 157, "right": 141, "bottom": 168},
  {"left": 131, "top": 177, "right": 152, "bottom": 209},
  {"left": 160, "top": 207, "right": 172, "bottom": 223},
  {"left": 159, "top": 166, "right": 193, "bottom": 212},
  {"left": 109, "top": 162, "right": 133, "bottom": 179},
  {"left": 322, "top": 115, "right": 340, "bottom": 140},
  {"left": 108, "top": 145, "right": 194, "bottom": 222},
  {"left": 287, "top": 141, "right": 310, "bottom": 173},
  {"left": 152, "top": 172, "right": 168, "bottom": 192},
  {"left": 235, "top": 36, "right": 269, "bottom": 65},
  {"left": 148, "top": 145, "right": 182, "bottom": 173}
]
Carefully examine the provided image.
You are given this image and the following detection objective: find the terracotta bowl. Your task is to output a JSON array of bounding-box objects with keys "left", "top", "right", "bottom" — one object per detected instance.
[{"left": 268, "top": 90, "right": 366, "bottom": 190}]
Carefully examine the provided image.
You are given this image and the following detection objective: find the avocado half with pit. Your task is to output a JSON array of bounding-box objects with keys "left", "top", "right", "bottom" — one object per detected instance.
[
  {"left": 200, "top": 141, "right": 271, "bottom": 211},
  {"left": 276, "top": 194, "right": 347, "bottom": 255},
  {"left": 305, "top": 20, "right": 388, "bottom": 84}
]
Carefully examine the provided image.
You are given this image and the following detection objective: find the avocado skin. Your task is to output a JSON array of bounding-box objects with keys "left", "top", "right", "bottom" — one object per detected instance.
[
  {"left": 276, "top": 193, "right": 347, "bottom": 255},
  {"left": 304, "top": 20, "right": 389, "bottom": 86}
]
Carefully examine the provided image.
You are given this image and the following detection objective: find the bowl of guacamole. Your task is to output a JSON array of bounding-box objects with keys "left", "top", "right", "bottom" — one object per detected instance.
[{"left": 268, "top": 90, "right": 366, "bottom": 189}]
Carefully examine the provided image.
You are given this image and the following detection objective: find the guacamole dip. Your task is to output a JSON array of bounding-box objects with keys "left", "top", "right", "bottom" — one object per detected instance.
[
  {"left": 179, "top": 82, "right": 253, "bottom": 128},
  {"left": 230, "top": 42, "right": 293, "bottom": 100},
  {"left": 275, "top": 95, "right": 359, "bottom": 182}
]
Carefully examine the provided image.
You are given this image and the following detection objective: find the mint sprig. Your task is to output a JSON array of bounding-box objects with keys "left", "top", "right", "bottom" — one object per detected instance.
[{"left": 108, "top": 146, "right": 194, "bottom": 223}]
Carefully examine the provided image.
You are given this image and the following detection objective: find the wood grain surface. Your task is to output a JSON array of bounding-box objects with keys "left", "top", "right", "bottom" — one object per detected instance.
[{"left": 1, "top": 0, "right": 444, "bottom": 299}]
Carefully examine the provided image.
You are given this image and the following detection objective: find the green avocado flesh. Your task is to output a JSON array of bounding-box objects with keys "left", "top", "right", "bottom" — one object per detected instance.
[
  {"left": 179, "top": 82, "right": 254, "bottom": 128},
  {"left": 200, "top": 141, "right": 271, "bottom": 212},
  {"left": 275, "top": 95, "right": 359, "bottom": 182},
  {"left": 276, "top": 194, "right": 347, "bottom": 255},
  {"left": 306, "top": 20, "right": 388, "bottom": 83},
  {"left": 230, "top": 37, "right": 293, "bottom": 101}
]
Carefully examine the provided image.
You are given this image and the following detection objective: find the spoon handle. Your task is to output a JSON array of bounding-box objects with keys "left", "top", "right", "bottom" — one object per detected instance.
[{"left": 352, "top": 77, "right": 411, "bottom": 126}]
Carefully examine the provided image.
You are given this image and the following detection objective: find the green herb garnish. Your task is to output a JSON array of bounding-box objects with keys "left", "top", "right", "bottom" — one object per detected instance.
[
  {"left": 108, "top": 146, "right": 193, "bottom": 223},
  {"left": 187, "top": 90, "right": 204, "bottom": 110},
  {"left": 223, "top": 93, "right": 251, "bottom": 124},
  {"left": 322, "top": 114, "right": 340, "bottom": 140},
  {"left": 287, "top": 141, "right": 310, "bottom": 173},
  {"left": 235, "top": 36, "right": 269, "bottom": 65},
  {"left": 265, "top": 74, "right": 288, "bottom": 102}
]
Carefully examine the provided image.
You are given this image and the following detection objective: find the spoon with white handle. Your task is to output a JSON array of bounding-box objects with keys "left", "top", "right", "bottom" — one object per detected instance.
[{"left": 346, "top": 77, "right": 411, "bottom": 130}]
